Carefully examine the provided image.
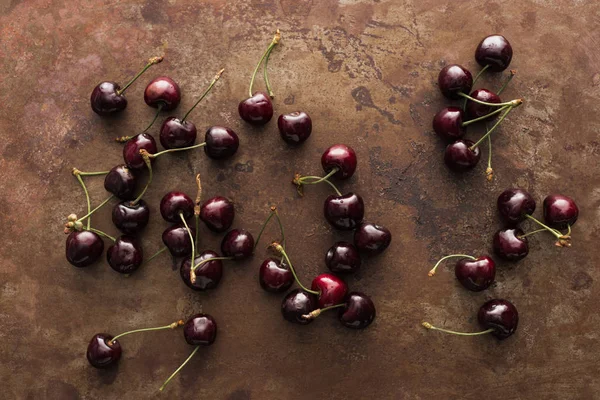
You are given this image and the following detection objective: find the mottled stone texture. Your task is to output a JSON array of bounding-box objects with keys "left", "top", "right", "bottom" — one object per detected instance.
[{"left": 1, "top": 1, "right": 599, "bottom": 399}]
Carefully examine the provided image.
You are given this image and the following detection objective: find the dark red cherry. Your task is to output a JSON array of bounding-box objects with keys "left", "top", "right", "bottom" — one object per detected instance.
[
  {"left": 311, "top": 273, "right": 348, "bottom": 308},
  {"left": 325, "top": 242, "right": 361, "bottom": 273},
  {"left": 183, "top": 314, "right": 217, "bottom": 346},
  {"left": 238, "top": 92, "right": 273, "bottom": 125},
  {"left": 438, "top": 64, "right": 473, "bottom": 99},
  {"left": 106, "top": 235, "right": 143, "bottom": 274},
  {"left": 199, "top": 196, "right": 235, "bottom": 233},
  {"left": 478, "top": 299, "right": 518, "bottom": 339},
  {"left": 278, "top": 112, "right": 312, "bottom": 145},
  {"left": 543, "top": 194, "right": 579, "bottom": 229},
  {"left": 160, "top": 191, "right": 194, "bottom": 223},
  {"left": 180, "top": 250, "right": 223, "bottom": 291},
  {"left": 455, "top": 256, "right": 495, "bottom": 292},
  {"left": 112, "top": 200, "right": 150, "bottom": 234},
  {"left": 259, "top": 258, "right": 293, "bottom": 293},
  {"left": 497, "top": 188, "right": 536, "bottom": 225},
  {"left": 475, "top": 35, "right": 513, "bottom": 72},
  {"left": 281, "top": 289, "right": 319, "bottom": 325},
  {"left": 159, "top": 117, "right": 197, "bottom": 149},
  {"left": 144, "top": 76, "right": 181, "bottom": 111},
  {"left": 221, "top": 229, "right": 254, "bottom": 260},
  {"left": 86, "top": 333, "right": 122, "bottom": 368},
  {"left": 324, "top": 193, "right": 364, "bottom": 230},
  {"left": 204, "top": 126, "right": 240, "bottom": 160},
  {"left": 123, "top": 133, "right": 157, "bottom": 170},
  {"left": 354, "top": 223, "right": 391, "bottom": 255},
  {"left": 90, "top": 82, "right": 127, "bottom": 116},
  {"left": 444, "top": 140, "right": 481, "bottom": 171},
  {"left": 432, "top": 107, "right": 466, "bottom": 141},
  {"left": 321, "top": 144, "right": 357, "bottom": 180},
  {"left": 162, "top": 224, "right": 196, "bottom": 257},
  {"left": 466, "top": 89, "right": 501, "bottom": 121},
  {"left": 104, "top": 164, "right": 137, "bottom": 200},
  {"left": 493, "top": 228, "right": 528, "bottom": 261},
  {"left": 339, "top": 292, "right": 376, "bottom": 329},
  {"left": 66, "top": 231, "right": 104, "bottom": 268}
]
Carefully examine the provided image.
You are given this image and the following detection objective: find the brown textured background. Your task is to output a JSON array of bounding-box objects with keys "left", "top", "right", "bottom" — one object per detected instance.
[{"left": 1, "top": 0, "right": 599, "bottom": 399}]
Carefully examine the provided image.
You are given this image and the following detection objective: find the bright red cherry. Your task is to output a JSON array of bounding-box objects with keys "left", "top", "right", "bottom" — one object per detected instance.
[{"left": 311, "top": 273, "right": 348, "bottom": 308}]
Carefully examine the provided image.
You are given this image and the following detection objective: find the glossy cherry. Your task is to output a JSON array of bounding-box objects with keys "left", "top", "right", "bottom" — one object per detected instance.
[
  {"left": 311, "top": 273, "right": 348, "bottom": 308},
  {"left": 104, "top": 164, "right": 137, "bottom": 200},
  {"left": 339, "top": 292, "right": 376, "bottom": 329},
  {"left": 66, "top": 231, "right": 104, "bottom": 268},
  {"left": 444, "top": 140, "right": 481, "bottom": 171},
  {"left": 475, "top": 35, "right": 513, "bottom": 72},
  {"left": 432, "top": 107, "right": 466, "bottom": 141},
  {"left": 543, "top": 194, "right": 579, "bottom": 229},
  {"left": 107, "top": 236, "right": 143, "bottom": 274},
  {"left": 466, "top": 89, "right": 501, "bottom": 121},
  {"left": 478, "top": 299, "right": 519, "bottom": 339},
  {"left": 199, "top": 196, "right": 235, "bottom": 232},
  {"left": 123, "top": 133, "right": 157, "bottom": 170},
  {"left": 354, "top": 223, "right": 391, "bottom": 255},
  {"left": 497, "top": 188, "right": 536, "bottom": 225},
  {"left": 160, "top": 191, "right": 194, "bottom": 223},
  {"left": 159, "top": 117, "right": 197, "bottom": 149},
  {"left": 321, "top": 144, "right": 357, "bottom": 180},
  {"left": 281, "top": 289, "right": 319, "bottom": 325},
  {"left": 493, "top": 228, "right": 528, "bottom": 261},
  {"left": 221, "top": 229, "right": 254, "bottom": 260},
  {"left": 438, "top": 64, "right": 473, "bottom": 99},
  {"left": 162, "top": 223, "right": 196, "bottom": 257},
  {"left": 112, "top": 200, "right": 150, "bottom": 234},
  {"left": 239, "top": 92, "right": 273, "bottom": 125},
  {"left": 180, "top": 250, "right": 223, "bottom": 291},
  {"left": 86, "top": 333, "right": 122, "bottom": 368},
  {"left": 259, "top": 257, "right": 293, "bottom": 292},
  {"left": 278, "top": 112, "right": 312, "bottom": 145},
  {"left": 455, "top": 256, "right": 495, "bottom": 292},
  {"left": 325, "top": 242, "right": 361, "bottom": 273},
  {"left": 324, "top": 193, "right": 364, "bottom": 230},
  {"left": 204, "top": 126, "right": 240, "bottom": 160},
  {"left": 144, "top": 76, "right": 181, "bottom": 111},
  {"left": 183, "top": 314, "right": 217, "bottom": 345}
]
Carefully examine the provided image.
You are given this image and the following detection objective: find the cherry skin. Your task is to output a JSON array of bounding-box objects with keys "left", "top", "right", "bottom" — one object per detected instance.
[
  {"left": 66, "top": 231, "right": 104, "bottom": 268},
  {"left": 311, "top": 273, "right": 348, "bottom": 308},
  {"left": 455, "top": 256, "right": 495, "bottom": 292},
  {"left": 183, "top": 314, "right": 217, "bottom": 346},
  {"left": 339, "top": 292, "right": 376, "bottom": 329},
  {"left": 204, "top": 126, "right": 240, "bottom": 160},
  {"left": 144, "top": 76, "right": 181, "bottom": 111},
  {"left": 493, "top": 228, "right": 528, "bottom": 261},
  {"left": 466, "top": 89, "right": 501, "bottom": 121},
  {"left": 497, "top": 188, "right": 536, "bottom": 226},
  {"left": 86, "top": 333, "right": 122, "bottom": 368},
  {"left": 438, "top": 64, "right": 473, "bottom": 99},
  {"left": 160, "top": 191, "right": 194, "bottom": 223},
  {"left": 90, "top": 82, "right": 127, "bottom": 116},
  {"left": 180, "top": 250, "right": 223, "bottom": 291},
  {"left": 159, "top": 117, "right": 197, "bottom": 149},
  {"left": 324, "top": 193, "right": 365, "bottom": 230},
  {"left": 281, "top": 289, "right": 319, "bottom": 325},
  {"left": 259, "top": 258, "right": 293, "bottom": 293},
  {"left": 221, "top": 229, "right": 254, "bottom": 260},
  {"left": 543, "top": 194, "right": 579, "bottom": 229},
  {"left": 278, "top": 112, "right": 312, "bottom": 145},
  {"left": 478, "top": 299, "right": 518, "bottom": 340},
  {"left": 325, "top": 242, "right": 361, "bottom": 273},
  {"left": 432, "top": 107, "right": 466, "bottom": 141},
  {"left": 444, "top": 140, "right": 481, "bottom": 171},
  {"left": 475, "top": 35, "right": 513, "bottom": 72},
  {"left": 107, "top": 236, "right": 143, "bottom": 274},
  {"left": 238, "top": 91, "right": 273, "bottom": 125},
  {"left": 199, "top": 196, "right": 235, "bottom": 233},
  {"left": 354, "top": 223, "right": 392, "bottom": 255},
  {"left": 162, "top": 224, "right": 196, "bottom": 257},
  {"left": 104, "top": 164, "right": 137, "bottom": 200},
  {"left": 123, "top": 133, "right": 157, "bottom": 170},
  {"left": 321, "top": 144, "right": 357, "bottom": 180},
  {"left": 112, "top": 200, "right": 150, "bottom": 234}
]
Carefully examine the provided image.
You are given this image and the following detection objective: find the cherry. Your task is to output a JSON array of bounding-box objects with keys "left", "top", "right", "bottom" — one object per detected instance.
[
  {"left": 339, "top": 292, "right": 376, "bottom": 329},
  {"left": 221, "top": 229, "right": 254, "bottom": 260},
  {"left": 354, "top": 222, "right": 391, "bottom": 255},
  {"left": 475, "top": 35, "right": 513, "bottom": 72},
  {"left": 321, "top": 144, "right": 357, "bottom": 180},
  {"left": 466, "top": 89, "right": 501, "bottom": 121},
  {"left": 432, "top": 107, "right": 466, "bottom": 141},
  {"left": 543, "top": 194, "right": 579, "bottom": 229},
  {"left": 104, "top": 164, "right": 137, "bottom": 200},
  {"left": 204, "top": 126, "right": 240, "bottom": 160},
  {"left": 278, "top": 112, "right": 312, "bottom": 145},
  {"left": 444, "top": 139, "right": 481, "bottom": 171},
  {"left": 325, "top": 242, "right": 361, "bottom": 273},
  {"left": 160, "top": 191, "right": 194, "bottom": 223},
  {"left": 199, "top": 196, "right": 235, "bottom": 233},
  {"left": 86, "top": 333, "right": 122, "bottom": 368},
  {"left": 107, "top": 235, "right": 143, "bottom": 274},
  {"left": 493, "top": 228, "right": 528, "bottom": 261},
  {"left": 429, "top": 254, "right": 495, "bottom": 292},
  {"left": 144, "top": 76, "right": 181, "bottom": 111},
  {"left": 163, "top": 223, "right": 196, "bottom": 257},
  {"left": 324, "top": 192, "right": 364, "bottom": 230},
  {"left": 123, "top": 133, "right": 157, "bottom": 170},
  {"left": 259, "top": 257, "right": 293, "bottom": 292},
  {"left": 438, "top": 64, "right": 473, "bottom": 99},
  {"left": 66, "top": 230, "right": 104, "bottom": 268},
  {"left": 91, "top": 56, "right": 163, "bottom": 116},
  {"left": 311, "top": 273, "right": 348, "bottom": 308},
  {"left": 112, "top": 200, "right": 150, "bottom": 234},
  {"left": 281, "top": 289, "right": 318, "bottom": 324},
  {"left": 180, "top": 250, "right": 223, "bottom": 291},
  {"left": 497, "top": 188, "right": 536, "bottom": 225}
]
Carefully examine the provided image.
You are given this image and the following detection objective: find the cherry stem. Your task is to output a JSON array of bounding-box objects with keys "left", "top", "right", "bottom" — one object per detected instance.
[
  {"left": 461, "top": 105, "right": 510, "bottom": 126},
  {"left": 194, "top": 174, "right": 202, "bottom": 248},
  {"left": 428, "top": 254, "right": 476, "bottom": 277},
  {"left": 75, "top": 195, "right": 115, "bottom": 223},
  {"left": 469, "top": 106, "right": 514, "bottom": 150},
  {"left": 142, "top": 104, "right": 163, "bottom": 133},
  {"left": 461, "top": 64, "right": 490, "bottom": 110},
  {"left": 75, "top": 170, "right": 110, "bottom": 176},
  {"left": 271, "top": 242, "right": 319, "bottom": 295},
  {"left": 248, "top": 29, "right": 281, "bottom": 97},
  {"left": 422, "top": 322, "right": 494, "bottom": 336},
  {"left": 486, "top": 133, "right": 493, "bottom": 182},
  {"left": 179, "top": 212, "right": 195, "bottom": 281},
  {"left": 263, "top": 34, "right": 279, "bottom": 98},
  {"left": 116, "top": 56, "right": 164, "bottom": 96},
  {"left": 518, "top": 228, "right": 548, "bottom": 238},
  {"left": 147, "top": 246, "right": 167, "bottom": 263},
  {"left": 110, "top": 320, "right": 184, "bottom": 344},
  {"left": 254, "top": 206, "right": 285, "bottom": 250},
  {"left": 297, "top": 168, "right": 339, "bottom": 185},
  {"left": 86, "top": 227, "right": 116, "bottom": 242},
  {"left": 524, "top": 214, "right": 563, "bottom": 239},
  {"left": 159, "top": 346, "right": 199, "bottom": 392},
  {"left": 150, "top": 142, "right": 206, "bottom": 158},
  {"left": 181, "top": 68, "right": 225, "bottom": 123},
  {"left": 191, "top": 256, "right": 234, "bottom": 275},
  {"left": 130, "top": 152, "right": 153, "bottom": 206},
  {"left": 73, "top": 171, "right": 92, "bottom": 229},
  {"left": 458, "top": 92, "right": 522, "bottom": 108},
  {"left": 497, "top": 70, "right": 516, "bottom": 95},
  {"left": 302, "top": 303, "right": 345, "bottom": 320}
]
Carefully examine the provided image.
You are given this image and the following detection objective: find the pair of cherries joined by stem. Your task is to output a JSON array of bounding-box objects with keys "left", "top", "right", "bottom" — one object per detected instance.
[{"left": 87, "top": 314, "right": 216, "bottom": 392}]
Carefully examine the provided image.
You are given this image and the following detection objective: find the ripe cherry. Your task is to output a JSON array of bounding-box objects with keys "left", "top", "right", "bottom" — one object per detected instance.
[
  {"left": 112, "top": 200, "right": 150, "bottom": 234},
  {"left": 444, "top": 140, "right": 481, "bottom": 171},
  {"left": 104, "top": 164, "right": 137, "bottom": 200},
  {"left": 278, "top": 111, "right": 312, "bottom": 145},
  {"left": 325, "top": 242, "right": 361, "bottom": 273},
  {"left": 466, "top": 89, "right": 501, "bottom": 121},
  {"left": 204, "top": 126, "right": 240, "bottom": 160},
  {"left": 221, "top": 229, "right": 254, "bottom": 260},
  {"left": 339, "top": 292, "right": 376, "bottom": 329},
  {"left": 180, "top": 250, "right": 223, "bottom": 291},
  {"left": 86, "top": 334, "right": 122, "bottom": 368},
  {"left": 107, "top": 235, "right": 143, "bottom": 274},
  {"left": 543, "top": 194, "right": 579, "bottom": 229},
  {"left": 66, "top": 230, "right": 104, "bottom": 268},
  {"left": 429, "top": 254, "right": 495, "bottom": 292},
  {"left": 497, "top": 188, "right": 536, "bottom": 225},
  {"left": 259, "top": 258, "right": 293, "bottom": 292},
  {"left": 475, "top": 35, "right": 513, "bottom": 72},
  {"left": 123, "top": 133, "right": 157, "bottom": 170},
  {"left": 432, "top": 107, "right": 466, "bottom": 141},
  {"left": 281, "top": 289, "right": 318, "bottom": 324},
  {"left": 321, "top": 144, "right": 357, "bottom": 180},
  {"left": 163, "top": 223, "right": 196, "bottom": 257},
  {"left": 144, "top": 76, "right": 181, "bottom": 111},
  {"left": 493, "top": 228, "right": 528, "bottom": 261},
  {"left": 311, "top": 273, "right": 348, "bottom": 308},
  {"left": 324, "top": 192, "right": 364, "bottom": 230},
  {"left": 354, "top": 223, "right": 391, "bottom": 255},
  {"left": 160, "top": 191, "right": 194, "bottom": 223},
  {"left": 438, "top": 64, "right": 473, "bottom": 99},
  {"left": 199, "top": 196, "right": 235, "bottom": 233}
]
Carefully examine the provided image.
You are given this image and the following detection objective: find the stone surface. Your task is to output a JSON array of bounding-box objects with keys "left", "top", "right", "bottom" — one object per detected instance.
[{"left": 1, "top": 1, "right": 599, "bottom": 399}]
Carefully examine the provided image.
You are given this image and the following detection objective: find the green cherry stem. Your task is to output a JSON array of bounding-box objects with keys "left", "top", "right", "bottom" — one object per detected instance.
[
  {"left": 110, "top": 319, "right": 184, "bottom": 344},
  {"left": 422, "top": 322, "right": 494, "bottom": 336},
  {"left": 159, "top": 346, "right": 199, "bottom": 392},
  {"left": 150, "top": 142, "right": 207, "bottom": 158},
  {"left": 75, "top": 195, "right": 115, "bottom": 223},
  {"left": 72, "top": 168, "right": 92, "bottom": 229},
  {"left": 469, "top": 106, "right": 515, "bottom": 150},
  {"left": 75, "top": 170, "right": 110, "bottom": 176},
  {"left": 254, "top": 206, "right": 277, "bottom": 250},
  {"left": 518, "top": 228, "right": 548, "bottom": 238},
  {"left": 296, "top": 168, "right": 339, "bottom": 185},
  {"left": 428, "top": 254, "right": 476, "bottom": 277},
  {"left": 181, "top": 68, "right": 225, "bottom": 123},
  {"left": 497, "top": 70, "right": 516, "bottom": 95},
  {"left": 263, "top": 30, "right": 281, "bottom": 98},
  {"left": 461, "top": 64, "right": 490, "bottom": 110},
  {"left": 458, "top": 92, "right": 522, "bottom": 108},
  {"left": 179, "top": 212, "right": 195, "bottom": 281},
  {"left": 270, "top": 242, "right": 319, "bottom": 295},
  {"left": 461, "top": 105, "right": 510, "bottom": 127},
  {"left": 86, "top": 227, "right": 116, "bottom": 242},
  {"left": 524, "top": 214, "right": 563, "bottom": 239},
  {"left": 116, "top": 56, "right": 164, "bottom": 96},
  {"left": 142, "top": 104, "right": 163, "bottom": 133},
  {"left": 302, "top": 303, "right": 345, "bottom": 320},
  {"left": 130, "top": 150, "right": 153, "bottom": 206},
  {"left": 193, "top": 174, "right": 202, "bottom": 249},
  {"left": 147, "top": 246, "right": 167, "bottom": 263},
  {"left": 248, "top": 29, "right": 281, "bottom": 97}
]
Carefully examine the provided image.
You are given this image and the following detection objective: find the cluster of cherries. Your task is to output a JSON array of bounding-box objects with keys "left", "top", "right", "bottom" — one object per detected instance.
[{"left": 433, "top": 34, "right": 522, "bottom": 179}]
